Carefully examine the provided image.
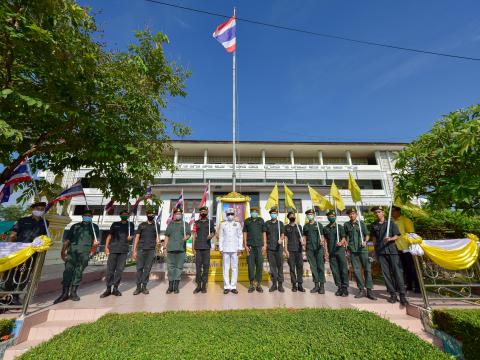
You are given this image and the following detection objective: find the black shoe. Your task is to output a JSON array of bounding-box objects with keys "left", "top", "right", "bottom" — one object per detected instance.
[
  {"left": 248, "top": 282, "right": 255, "bottom": 293},
  {"left": 166, "top": 281, "right": 173, "bottom": 294},
  {"left": 354, "top": 289, "right": 366, "bottom": 299},
  {"left": 141, "top": 285, "right": 149, "bottom": 295},
  {"left": 292, "top": 284, "right": 298, "bottom": 292},
  {"left": 366, "top": 289, "right": 377, "bottom": 300},
  {"left": 231, "top": 289, "right": 238, "bottom": 294},
  {"left": 387, "top": 294, "right": 398, "bottom": 303},
  {"left": 269, "top": 282, "right": 277, "bottom": 292},
  {"left": 100, "top": 287, "right": 112, "bottom": 298},
  {"left": 341, "top": 287, "right": 349, "bottom": 297},
  {"left": 112, "top": 287, "right": 122, "bottom": 296},
  {"left": 133, "top": 285, "right": 142, "bottom": 295},
  {"left": 298, "top": 283, "right": 306, "bottom": 292},
  {"left": 53, "top": 286, "right": 70, "bottom": 304},
  {"left": 278, "top": 282, "right": 285, "bottom": 293},
  {"left": 174, "top": 280, "right": 179, "bottom": 294},
  {"left": 256, "top": 283, "right": 263, "bottom": 293},
  {"left": 310, "top": 283, "right": 320, "bottom": 293},
  {"left": 399, "top": 295, "right": 409, "bottom": 306},
  {"left": 318, "top": 283, "right": 325, "bottom": 294},
  {"left": 201, "top": 282, "right": 207, "bottom": 294},
  {"left": 335, "top": 287, "right": 343, "bottom": 296},
  {"left": 193, "top": 283, "right": 202, "bottom": 294},
  {"left": 70, "top": 286, "right": 80, "bottom": 301},
  {"left": 223, "top": 289, "right": 230, "bottom": 295}
]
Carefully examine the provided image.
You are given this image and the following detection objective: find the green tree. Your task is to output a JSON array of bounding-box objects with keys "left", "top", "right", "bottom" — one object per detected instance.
[
  {"left": 394, "top": 104, "right": 480, "bottom": 214},
  {"left": 0, "top": 0, "right": 190, "bottom": 203},
  {"left": 0, "top": 204, "right": 26, "bottom": 221}
]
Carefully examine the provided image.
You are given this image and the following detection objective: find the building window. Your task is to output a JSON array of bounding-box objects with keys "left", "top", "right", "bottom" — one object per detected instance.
[
  {"left": 175, "top": 178, "right": 203, "bottom": 184},
  {"left": 296, "top": 179, "right": 325, "bottom": 186},
  {"left": 351, "top": 158, "right": 369, "bottom": 165},
  {"left": 206, "top": 178, "right": 233, "bottom": 183},
  {"left": 154, "top": 178, "right": 172, "bottom": 184},
  {"left": 73, "top": 205, "right": 104, "bottom": 216},
  {"left": 266, "top": 179, "right": 294, "bottom": 183},
  {"left": 170, "top": 199, "right": 201, "bottom": 213}
]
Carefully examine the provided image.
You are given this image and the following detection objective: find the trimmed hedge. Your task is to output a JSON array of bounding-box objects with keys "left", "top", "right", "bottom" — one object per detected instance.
[
  {"left": 0, "top": 319, "right": 14, "bottom": 338},
  {"left": 20, "top": 309, "right": 448, "bottom": 359},
  {"left": 433, "top": 309, "right": 480, "bottom": 360}
]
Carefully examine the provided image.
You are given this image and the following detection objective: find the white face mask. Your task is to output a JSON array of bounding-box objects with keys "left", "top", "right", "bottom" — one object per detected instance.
[
  {"left": 227, "top": 215, "right": 234, "bottom": 221},
  {"left": 32, "top": 210, "right": 44, "bottom": 217}
]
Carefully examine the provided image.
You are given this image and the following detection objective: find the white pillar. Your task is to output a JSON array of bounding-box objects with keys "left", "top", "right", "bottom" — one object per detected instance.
[
  {"left": 204, "top": 149, "right": 208, "bottom": 165},
  {"left": 346, "top": 151, "right": 352, "bottom": 166},
  {"left": 261, "top": 149, "right": 266, "bottom": 166},
  {"left": 374, "top": 151, "right": 381, "bottom": 168},
  {"left": 174, "top": 148, "right": 179, "bottom": 165},
  {"left": 318, "top": 151, "right": 324, "bottom": 165},
  {"left": 290, "top": 150, "right": 295, "bottom": 165}
]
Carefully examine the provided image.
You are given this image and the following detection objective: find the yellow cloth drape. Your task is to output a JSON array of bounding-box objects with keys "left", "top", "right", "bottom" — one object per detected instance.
[{"left": 0, "top": 235, "right": 52, "bottom": 272}]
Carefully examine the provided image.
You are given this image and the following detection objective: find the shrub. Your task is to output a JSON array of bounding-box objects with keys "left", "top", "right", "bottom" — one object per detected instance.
[
  {"left": 20, "top": 309, "right": 448, "bottom": 359},
  {"left": 0, "top": 319, "right": 14, "bottom": 338},
  {"left": 433, "top": 309, "right": 480, "bottom": 360}
]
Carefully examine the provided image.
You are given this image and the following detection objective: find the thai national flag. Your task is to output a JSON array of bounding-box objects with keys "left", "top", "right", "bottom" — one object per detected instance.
[
  {"left": 199, "top": 184, "right": 209, "bottom": 208},
  {"left": 167, "top": 190, "right": 184, "bottom": 224},
  {"left": 212, "top": 15, "right": 236, "bottom": 53},
  {"left": 0, "top": 159, "right": 33, "bottom": 203},
  {"left": 104, "top": 198, "right": 115, "bottom": 214},
  {"left": 45, "top": 181, "right": 84, "bottom": 212},
  {"left": 188, "top": 209, "right": 196, "bottom": 226}
]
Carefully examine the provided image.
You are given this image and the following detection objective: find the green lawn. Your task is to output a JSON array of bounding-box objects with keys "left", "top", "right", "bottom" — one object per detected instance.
[{"left": 21, "top": 309, "right": 449, "bottom": 359}]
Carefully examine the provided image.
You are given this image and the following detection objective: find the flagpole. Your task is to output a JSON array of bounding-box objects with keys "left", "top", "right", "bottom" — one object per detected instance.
[
  {"left": 353, "top": 171, "right": 365, "bottom": 247},
  {"left": 127, "top": 202, "right": 131, "bottom": 238},
  {"left": 334, "top": 200, "right": 340, "bottom": 246},
  {"left": 386, "top": 201, "right": 393, "bottom": 239},
  {"left": 182, "top": 188, "right": 186, "bottom": 236},
  {"left": 25, "top": 159, "right": 51, "bottom": 239},
  {"left": 232, "top": 7, "right": 237, "bottom": 193},
  {"left": 83, "top": 193, "right": 98, "bottom": 244},
  {"left": 308, "top": 184, "right": 323, "bottom": 241},
  {"left": 208, "top": 180, "right": 211, "bottom": 235}
]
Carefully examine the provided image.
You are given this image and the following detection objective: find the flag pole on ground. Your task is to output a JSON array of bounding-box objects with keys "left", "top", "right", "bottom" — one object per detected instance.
[{"left": 349, "top": 172, "right": 365, "bottom": 246}]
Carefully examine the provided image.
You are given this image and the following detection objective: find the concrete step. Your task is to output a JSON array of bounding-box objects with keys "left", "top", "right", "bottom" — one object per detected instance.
[
  {"left": 28, "top": 320, "right": 85, "bottom": 341},
  {"left": 3, "top": 340, "right": 43, "bottom": 360}
]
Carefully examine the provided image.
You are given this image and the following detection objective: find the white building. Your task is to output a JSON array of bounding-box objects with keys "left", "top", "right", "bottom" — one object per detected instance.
[{"left": 41, "top": 140, "right": 404, "bottom": 241}]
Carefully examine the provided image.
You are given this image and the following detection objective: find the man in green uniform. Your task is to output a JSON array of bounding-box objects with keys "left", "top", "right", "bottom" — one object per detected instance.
[
  {"left": 243, "top": 206, "right": 266, "bottom": 293},
  {"left": 263, "top": 207, "right": 286, "bottom": 292},
  {"left": 192, "top": 206, "right": 216, "bottom": 294},
  {"left": 54, "top": 209, "right": 99, "bottom": 304},
  {"left": 323, "top": 210, "right": 349, "bottom": 297},
  {"left": 164, "top": 208, "right": 191, "bottom": 294},
  {"left": 303, "top": 209, "right": 327, "bottom": 294},
  {"left": 132, "top": 209, "right": 159, "bottom": 295},
  {"left": 370, "top": 206, "right": 408, "bottom": 305},
  {"left": 284, "top": 211, "right": 305, "bottom": 292},
  {"left": 343, "top": 208, "right": 376, "bottom": 300}
]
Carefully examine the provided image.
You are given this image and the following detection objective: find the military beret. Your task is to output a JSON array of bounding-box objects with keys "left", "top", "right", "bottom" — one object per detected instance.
[
  {"left": 226, "top": 208, "right": 235, "bottom": 215},
  {"left": 326, "top": 210, "right": 336, "bottom": 216},
  {"left": 287, "top": 211, "right": 295, "bottom": 217},
  {"left": 305, "top": 209, "right": 314, "bottom": 215},
  {"left": 146, "top": 207, "right": 156, "bottom": 215},
  {"left": 269, "top": 207, "right": 278, "bottom": 214},
  {"left": 30, "top": 201, "right": 47, "bottom": 208},
  {"left": 83, "top": 209, "right": 93, "bottom": 215},
  {"left": 119, "top": 209, "right": 129, "bottom": 215},
  {"left": 346, "top": 208, "right": 357, "bottom": 215},
  {"left": 250, "top": 206, "right": 260, "bottom": 212},
  {"left": 370, "top": 206, "right": 383, "bottom": 213},
  {"left": 173, "top": 207, "right": 183, "bottom": 214},
  {"left": 199, "top": 206, "right": 208, "bottom": 211}
]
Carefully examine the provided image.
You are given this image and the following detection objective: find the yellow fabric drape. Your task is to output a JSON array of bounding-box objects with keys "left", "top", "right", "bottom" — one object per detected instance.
[{"left": 0, "top": 235, "right": 52, "bottom": 272}]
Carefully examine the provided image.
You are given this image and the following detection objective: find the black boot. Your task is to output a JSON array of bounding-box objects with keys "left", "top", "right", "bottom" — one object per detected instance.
[
  {"left": 354, "top": 289, "right": 366, "bottom": 299},
  {"left": 298, "top": 283, "right": 306, "bottom": 292},
  {"left": 278, "top": 282, "right": 285, "bottom": 293},
  {"left": 310, "top": 282, "right": 320, "bottom": 293},
  {"left": 341, "top": 287, "right": 349, "bottom": 297},
  {"left": 201, "top": 282, "right": 207, "bottom": 294},
  {"left": 367, "top": 289, "right": 377, "bottom": 300},
  {"left": 335, "top": 287, "right": 343, "bottom": 296},
  {"left": 70, "top": 286, "right": 80, "bottom": 301},
  {"left": 53, "top": 285, "right": 70, "bottom": 304},
  {"left": 100, "top": 287, "right": 112, "bottom": 298},
  {"left": 292, "top": 284, "right": 298, "bottom": 292},
  {"left": 166, "top": 281, "right": 173, "bottom": 294},
  {"left": 142, "top": 284, "right": 149, "bottom": 295},
  {"left": 387, "top": 293, "right": 398, "bottom": 303},
  {"left": 193, "top": 283, "right": 202, "bottom": 294},
  {"left": 248, "top": 282, "right": 255, "bottom": 293},
  {"left": 112, "top": 286, "right": 122, "bottom": 296},
  {"left": 269, "top": 281, "right": 277, "bottom": 292},
  {"left": 174, "top": 280, "right": 180, "bottom": 294},
  {"left": 133, "top": 284, "right": 142, "bottom": 295},
  {"left": 256, "top": 282, "right": 263, "bottom": 293},
  {"left": 318, "top": 283, "right": 325, "bottom": 294},
  {"left": 399, "top": 294, "right": 409, "bottom": 306}
]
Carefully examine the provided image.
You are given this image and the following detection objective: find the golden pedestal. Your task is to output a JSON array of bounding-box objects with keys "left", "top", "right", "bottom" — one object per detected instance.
[
  {"left": 208, "top": 250, "right": 269, "bottom": 282},
  {"left": 44, "top": 214, "right": 72, "bottom": 265}
]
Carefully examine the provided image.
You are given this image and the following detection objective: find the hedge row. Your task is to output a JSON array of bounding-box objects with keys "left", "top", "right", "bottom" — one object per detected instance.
[
  {"left": 21, "top": 309, "right": 448, "bottom": 359},
  {"left": 433, "top": 309, "right": 480, "bottom": 360},
  {"left": 0, "top": 319, "right": 14, "bottom": 338}
]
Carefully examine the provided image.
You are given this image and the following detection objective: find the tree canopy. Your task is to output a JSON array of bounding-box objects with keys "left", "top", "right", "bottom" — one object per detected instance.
[
  {"left": 394, "top": 104, "right": 480, "bottom": 214},
  {"left": 0, "top": 0, "right": 190, "bottom": 203}
]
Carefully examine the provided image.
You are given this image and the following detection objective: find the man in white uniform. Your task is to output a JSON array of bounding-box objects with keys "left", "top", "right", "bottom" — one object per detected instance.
[{"left": 219, "top": 208, "right": 243, "bottom": 294}]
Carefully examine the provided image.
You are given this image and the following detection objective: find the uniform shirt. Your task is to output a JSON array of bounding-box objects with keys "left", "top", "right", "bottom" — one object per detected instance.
[
  {"left": 165, "top": 221, "right": 191, "bottom": 252},
  {"left": 323, "top": 223, "right": 346, "bottom": 255},
  {"left": 284, "top": 223, "right": 303, "bottom": 252},
  {"left": 303, "top": 222, "right": 324, "bottom": 251},
  {"left": 343, "top": 220, "right": 368, "bottom": 253},
  {"left": 136, "top": 221, "right": 158, "bottom": 250},
  {"left": 263, "top": 220, "right": 285, "bottom": 251},
  {"left": 193, "top": 218, "right": 216, "bottom": 250},
  {"left": 108, "top": 221, "right": 134, "bottom": 253},
  {"left": 243, "top": 217, "right": 265, "bottom": 247},
  {"left": 218, "top": 221, "right": 243, "bottom": 252},
  {"left": 66, "top": 222, "right": 100, "bottom": 252},
  {"left": 370, "top": 221, "right": 401, "bottom": 255},
  {"left": 11, "top": 216, "right": 49, "bottom": 243},
  {"left": 393, "top": 216, "right": 415, "bottom": 251}
]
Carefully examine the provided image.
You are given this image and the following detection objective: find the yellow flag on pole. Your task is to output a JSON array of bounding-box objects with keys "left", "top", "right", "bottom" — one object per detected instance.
[
  {"left": 308, "top": 185, "right": 334, "bottom": 211},
  {"left": 284, "top": 184, "right": 296, "bottom": 210},
  {"left": 330, "top": 181, "right": 346, "bottom": 211},
  {"left": 265, "top": 184, "right": 279, "bottom": 210},
  {"left": 348, "top": 173, "right": 362, "bottom": 203}
]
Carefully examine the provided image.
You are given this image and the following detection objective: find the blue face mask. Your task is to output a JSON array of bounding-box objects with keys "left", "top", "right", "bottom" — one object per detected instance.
[
  {"left": 83, "top": 216, "right": 93, "bottom": 223},
  {"left": 251, "top": 212, "right": 258, "bottom": 218},
  {"left": 271, "top": 214, "right": 278, "bottom": 220}
]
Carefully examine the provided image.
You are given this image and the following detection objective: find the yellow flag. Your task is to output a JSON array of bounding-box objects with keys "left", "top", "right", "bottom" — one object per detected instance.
[
  {"left": 308, "top": 185, "right": 334, "bottom": 211},
  {"left": 330, "top": 181, "right": 346, "bottom": 211},
  {"left": 348, "top": 173, "right": 362, "bottom": 203},
  {"left": 265, "top": 184, "right": 279, "bottom": 210},
  {"left": 284, "top": 184, "right": 296, "bottom": 210}
]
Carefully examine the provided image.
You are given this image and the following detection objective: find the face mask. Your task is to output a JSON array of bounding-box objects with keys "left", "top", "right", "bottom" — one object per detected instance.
[
  {"left": 307, "top": 215, "right": 314, "bottom": 221},
  {"left": 120, "top": 215, "right": 129, "bottom": 221},
  {"left": 32, "top": 210, "right": 44, "bottom": 217},
  {"left": 147, "top": 215, "right": 155, "bottom": 221},
  {"left": 227, "top": 215, "right": 234, "bottom": 221},
  {"left": 83, "top": 216, "right": 93, "bottom": 223},
  {"left": 328, "top": 217, "right": 336, "bottom": 223},
  {"left": 289, "top": 217, "right": 296, "bottom": 223},
  {"left": 200, "top": 213, "right": 207, "bottom": 218},
  {"left": 270, "top": 214, "right": 278, "bottom": 220},
  {"left": 175, "top": 214, "right": 182, "bottom": 221},
  {"left": 251, "top": 212, "right": 258, "bottom": 218}
]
